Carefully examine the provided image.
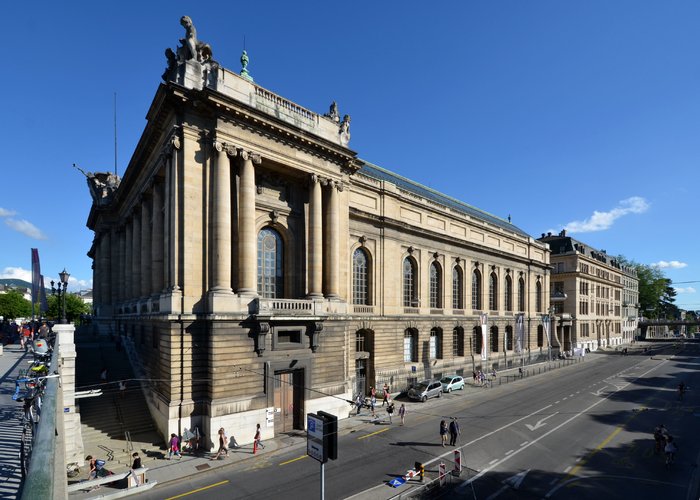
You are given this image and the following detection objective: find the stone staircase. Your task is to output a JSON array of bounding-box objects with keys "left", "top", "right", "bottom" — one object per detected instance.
[{"left": 75, "top": 335, "right": 164, "bottom": 472}]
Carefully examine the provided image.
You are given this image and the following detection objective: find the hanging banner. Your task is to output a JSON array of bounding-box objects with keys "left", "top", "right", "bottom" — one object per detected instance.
[
  {"left": 31, "top": 248, "right": 41, "bottom": 307},
  {"left": 480, "top": 313, "right": 489, "bottom": 361},
  {"left": 541, "top": 315, "right": 551, "bottom": 348},
  {"left": 515, "top": 313, "right": 524, "bottom": 355}
]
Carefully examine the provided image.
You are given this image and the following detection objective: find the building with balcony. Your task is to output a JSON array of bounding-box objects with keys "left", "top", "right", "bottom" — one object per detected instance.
[
  {"left": 85, "top": 19, "right": 550, "bottom": 448},
  {"left": 537, "top": 231, "right": 630, "bottom": 351}
]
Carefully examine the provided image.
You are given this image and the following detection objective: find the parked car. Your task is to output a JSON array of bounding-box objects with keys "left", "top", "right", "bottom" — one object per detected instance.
[
  {"left": 440, "top": 375, "right": 465, "bottom": 393},
  {"left": 407, "top": 380, "right": 443, "bottom": 402}
]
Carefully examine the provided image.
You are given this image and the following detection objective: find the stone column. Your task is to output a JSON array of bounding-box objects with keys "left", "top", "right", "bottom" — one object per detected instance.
[
  {"left": 140, "top": 194, "right": 152, "bottom": 299},
  {"left": 100, "top": 231, "right": 111, "bottom": 305},
  {"left": 124, "top": 220, "right": 133, "bottom": 302},
  {"left": 325, "top": 180, "right": 341, "bottom": 298},
  {"left": 211, "top": 142, "right": 234, "bottom": 294},
  {"left": 308, "top": 174, "right": 323, "bottom": 298},
  {"left": 117, "top": 228, "right": 125, "bottom": 304},
  {"left": 237, "top": 151, "right": 261, "bottom": 296},
  {"left": 152, "top": 180, "right": 164, "bottom": 295},
  {"left": 132, "top": 208, "right": 141, "bottom": 300}
]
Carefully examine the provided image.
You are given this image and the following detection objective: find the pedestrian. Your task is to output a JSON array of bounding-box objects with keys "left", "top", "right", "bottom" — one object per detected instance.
[
  {"left": 211, "top": 427, "right": 229, "bottom": 460},
  {"left": 653, "top": 425, "right": 665, "bottom": 454},
  {"left": 399, "top": 403, "right": 406, "bottom": 426},
  {"left": 355, "top": 393, "right": 364, "bottom": 416},
  {"left": 253, "top": 423, "right": 265, "bottom": 453},
  {"left": 382, "top": 383, "right": 390, "bottom": 407},
  {"left": 449, "top": 418, "right": 461, "bottom": 446},
  {"left": 440, "top": 420, "right": 448, "bottom": 447},
  {"left": 664, "top": 435, "right": 677, "bottom": 467},
  {"left": 38, "top": 321, "right": 49, "bottom": 339},
  {"left": 130, "top": 452, "right": 142, "bottom": 486},
  {"left": 370, "top": 386, "right": 376, "bottom": 399},
  {"left": 167, "top": 433, "right": 181, "bottom": 459},
  {"left": 86, "top": 455, "right": 98, "bottom": 480},
  {"left": 370, "top": 394, "right": 377, "bottom": 417},
  {"left": 386, "top": 401, "right": 395, "bottom": 423},
  {"left": 472, "top": 370, "right": 477, "bottom": 384}
]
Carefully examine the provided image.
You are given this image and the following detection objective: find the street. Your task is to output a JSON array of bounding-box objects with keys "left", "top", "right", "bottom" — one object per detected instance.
[{"left": 139, "top": 343, "right": 700, "bottom": 500}]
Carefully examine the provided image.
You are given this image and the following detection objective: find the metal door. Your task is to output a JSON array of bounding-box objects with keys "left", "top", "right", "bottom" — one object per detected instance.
[
  {"left": 274, "top": 371, "right": 294, "bottom": 434},
  {"left": 355, "top": 359, "right": 367, "bottom": 397}
]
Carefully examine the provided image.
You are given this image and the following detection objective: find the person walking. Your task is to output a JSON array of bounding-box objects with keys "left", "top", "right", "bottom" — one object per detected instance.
[
  {"left": 167, "top": 433, "right": 181, "bottom": 459},
  {"left": 130, "top": 452, "right": 142, "bottom": 486},
  {"left": 399, "top": 404, "right": 406, "bottom": 426},
  {"left": 386, "top": 401, "right": 395, "bottom": 423},
  {"left": 253, "top": 423, "right": 265, "bottom": 454},
  {"left": 449, "top": 418, "right": 461, "bottom": 446},
  {"left": 440, "top": 420, "right": 448, "bottom": 446},
  {"left": 664, "top": 435, "right": 677, "bottom": 467},
  {"left": 211, "top": 427, "right": 229, "bottom": 460},
  {"left": 355, "top": 393, "right": 364, "bottom": 416},
  {"left": 382, "top": 383, "right": 390, "bottom": 407}
]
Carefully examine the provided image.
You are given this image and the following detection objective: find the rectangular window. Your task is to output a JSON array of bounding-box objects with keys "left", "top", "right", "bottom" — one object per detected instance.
[
  {"left": 404, "top": 332, "right": 416, "bottom": 362},
  {"left": 277, "top": 330, "right": 302, "bottom": 344}
]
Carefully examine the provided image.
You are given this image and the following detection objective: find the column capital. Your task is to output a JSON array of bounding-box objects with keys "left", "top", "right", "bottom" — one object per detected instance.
[{"left": 239, "top": 149, "right": 262, "bottom": 164}]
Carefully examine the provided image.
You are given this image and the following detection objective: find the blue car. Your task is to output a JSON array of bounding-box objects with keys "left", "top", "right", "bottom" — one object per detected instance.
[{"left": 440, "top": 375, "right": 465, "bottom": 393}]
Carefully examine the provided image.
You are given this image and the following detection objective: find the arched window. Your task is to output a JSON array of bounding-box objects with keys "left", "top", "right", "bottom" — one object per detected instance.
[
  {"left": 430, "top": 262, "right": 442, "bottom": 309},
  {"left": 472, "top": 269, "right": 482, "bottom": 310},
  {"left": 536, "top": 281, "right": 542, "bottom": 312},
  {"left": 403, "top": 257, "right": 418, "bottom": 307},
  {"left": 489, "top": 272, "right": 498, "bottom": 311},
  {"left": 537, "top": 325, "right": 544, "bottom": 347},
  {"left": 257, "top": 227, "right": 283, "bottom": 298},
  {"left": 452, "top": 327, "right": 464, "bottom": 356},
  {"left": 452, "top": 266, "right": 463, "bottom": 309},
  {"left": 352, "top": 248, "right": 370, "bottom": 305},
  {"left": 429, "top": 328, "right": 442, "bottom": 359},
  {"left": 505, "top": 325, "right": 513, "bottom": 350},
  {"left": 473, "top": 326, "right": 482, "bottom": 355},
  {"left": 505, "top": 275, "right": 513, "bottom": 312},
  {"left": 404, "top": 329, "right": 417, "bottom": 362},
  {"left": 490, "top": 326, "right": 499, "bottom": 353},
  {"left": 518, "top": 278, "right": 526, "bottom": 312}
]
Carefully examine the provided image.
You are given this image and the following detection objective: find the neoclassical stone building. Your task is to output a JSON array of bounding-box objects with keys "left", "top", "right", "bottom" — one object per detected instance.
[
  {"left": 537, "top": 231, "right": 635, "bottom": 351},
  {"left": 86, "top": 19, "right": 550, "bottom": 447}
]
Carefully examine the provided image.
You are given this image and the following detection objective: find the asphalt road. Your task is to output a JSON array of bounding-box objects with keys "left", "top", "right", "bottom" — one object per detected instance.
[{"left": 139, "top": 343, "right": 700, "bottom": 500}]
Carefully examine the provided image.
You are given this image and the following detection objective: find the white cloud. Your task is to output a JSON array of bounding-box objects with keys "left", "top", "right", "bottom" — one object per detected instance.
[
  {"left": 5, "top": 218, "right": 48, "bottom": 240},
  {"left": 68, "top": 276, "right": 92, "bottom": 290},
  {"left": 0, "top": 266, "right": 32, "bottom": 282},
  {"left": 651, "top": 260, "right": 687, "bottom": 269},
  {"left": 675, "top": 287, "right": 696, "bottom": 294},
  {"left": 0, "top": 207, "right": 16, "bottom": 217},
  {"left": 563, "top": 196, "right": 650, "bottom": 233}
]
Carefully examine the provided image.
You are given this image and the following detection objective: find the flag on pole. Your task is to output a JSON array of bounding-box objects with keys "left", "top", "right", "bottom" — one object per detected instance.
[
  {"left": 480, "top": 313, "right": 489, "bottom": 360},
  {"left": 515, "top": 313, "right": 524, "bottom": 354},
  {"left": 31, "top": 248, "right": 41, "bottom": 307}
]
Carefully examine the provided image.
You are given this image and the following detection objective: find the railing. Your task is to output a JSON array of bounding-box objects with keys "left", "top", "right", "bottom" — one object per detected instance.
[
  {"left": 256, "top": 298, "right": 314, "bottom": 315},
  {"left": 353, "top": 305, "right": 374, "bottom": 314},
  {"left": 255, "top": 87, "right": 317, "bottom": 121},
  {"left": 430, "top": 309, "right": 444, "bottom": 315},
  {"left": 452, "top": 309, "right": 465, "bottom": 315},
  {"left": 20, "top": 345, "right": 63, "bottom": 500},
  {"left": 403, "top": 308, "right": 420, "bottom": 314}
]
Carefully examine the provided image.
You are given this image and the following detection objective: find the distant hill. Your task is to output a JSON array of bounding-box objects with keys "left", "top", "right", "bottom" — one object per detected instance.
[{"left": 0, "top": 278, "right": 32, "bottom": 288}]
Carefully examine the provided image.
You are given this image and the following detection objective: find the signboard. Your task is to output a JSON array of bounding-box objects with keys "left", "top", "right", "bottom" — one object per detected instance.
[
  {"left": 307, "top": 413, "right": 324, "bottom": 440},
  {"left": 454, "top": 449, "right": 462, "bottom": 475},
  {"left": 307, "top": 413, "right": 328, "bottom": 463},
  {"left": 307, "top": 435, "right": 325, "bottom": 462},
  {"left": 266, "top": 407, "right": 274, "bottom": 428},
  {"left": 388, "top": 477, "right": 406, "bottom": 488}
]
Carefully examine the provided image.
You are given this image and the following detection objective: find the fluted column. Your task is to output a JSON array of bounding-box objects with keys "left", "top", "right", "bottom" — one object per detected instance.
[
  {"left": 100, "top": 231, "right": 111, "bottom": 305},
  {"left": 132, "top": 208, "right": 141, "bottom": 300},
  {"left": 117, "top": 228, "right": 125, "bottom": 303},
  {"left": 124, "top": 220, "right": 133, "bottom": 302},
  {"left": 140, "top": 194, "right": 152, "bottom": 298},
  {"left": 308, "top": 174, "right": 323, "bottom": 297},
  {"left": 152, "top": 180, "right": 164, "bottom": 294},
  {"left": 326, "top": 181, "right": 341, "bottom": 298},
  {"left": 211, "top": 142, "right": 235, "bottom": 293},
  {"left": 237, "top": 150, "right": 261, "bottom": 296}
]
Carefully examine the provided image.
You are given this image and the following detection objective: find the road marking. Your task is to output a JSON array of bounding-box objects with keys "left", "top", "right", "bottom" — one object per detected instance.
[
  {"left": 455, "top": 360, "right": 668, "bottom": 494},
  {"left": 489, "top": 459, "right": 498, "bottom": 465},
  {"left": 279, "top": 455, "right": 308, "bottom": 466},
  {"left": 164, "top": 480, "right": 230, "bottom": 499},
  {"left": 505, "top": 449, "right": 514, "bottom": 455},
  {"left": 525, "top": 412, "right": 559, "bottom": 431},
  {"left": 562, "top": 397, "right": 568, "bottom": 401},
  {"left": 520, "top": 441, "right": 529, "bottom": 447},
  {"left": 563, "top": 466, "right": 571, "bottom": 473},
  {"left": 358, "top": 428, "right": 390, "bottom": 440},
  {"left": 569, "top": 394, "right": 574, "bottom": 397},
  {"left": 555, "top": 400, "right": 560, "bottom": 404}
]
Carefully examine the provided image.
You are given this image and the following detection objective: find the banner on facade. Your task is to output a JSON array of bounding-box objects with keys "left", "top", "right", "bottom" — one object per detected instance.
[
  {"left": 480, "top": 313, "right": 489, "bottom": 361},
  {"left": 541, "top": 315, "right": 551, "bottom": 348},
  {"left": 31, "top": 248, "right": 41, "bottom": 307},
  {"left": 515, "top": 313, "right": 524, "bottom": 355}
]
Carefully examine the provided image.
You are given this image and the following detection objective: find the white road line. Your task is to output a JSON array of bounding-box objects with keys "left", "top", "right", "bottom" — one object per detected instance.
[
  {"left": 563, "top": 466, "right": 572, "bottom": 473},
  {"left": 520, "top": 441, "right": 529, "bottom": 447},
  {"left": 569, "top": 394, "right": 574, "bottom": 397},
  {"left": 489, "top": 458, "right": 499, "bottom": 465},
  {"left": 505, "top": 449, "right": 514, "bottom": 455},
  {"left": 555, "top": 400, "right": 560, "bottom": 404}
]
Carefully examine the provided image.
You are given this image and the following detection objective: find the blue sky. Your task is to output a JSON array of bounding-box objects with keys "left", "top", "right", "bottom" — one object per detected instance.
[{"left": 1, "top": 1, "right": 698, "bottom": 310}]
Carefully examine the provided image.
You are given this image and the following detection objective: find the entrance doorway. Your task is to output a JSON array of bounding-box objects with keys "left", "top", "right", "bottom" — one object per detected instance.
[
  {"left": 355, "top": 359, "right": 367, "bottom": 397},
  {"left": 273, "top": 370, "right": 303, "bottom": 433}
]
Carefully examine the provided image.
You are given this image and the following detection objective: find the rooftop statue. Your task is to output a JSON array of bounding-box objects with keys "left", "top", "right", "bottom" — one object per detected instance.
[
  {"left": 324, "top": 101, "right": 340, "bottom": 122},
  {"left": 162, "top": 16, "right": 216, "bottom": 84},
  {"left": 339, "top": 114, "right": 351, "bottom": 145},
  {"left": 74, "top": 164, "right": 121, "bottom": 207}
]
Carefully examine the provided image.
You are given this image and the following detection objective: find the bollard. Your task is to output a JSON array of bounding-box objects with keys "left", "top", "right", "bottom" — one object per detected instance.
[{"left": 415, "top": 461, "right": 424, "bottom": 482}]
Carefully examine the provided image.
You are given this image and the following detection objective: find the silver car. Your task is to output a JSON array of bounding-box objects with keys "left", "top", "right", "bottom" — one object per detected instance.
[{"left": 407, "top": 380, "right": 443, "bottom": 402}]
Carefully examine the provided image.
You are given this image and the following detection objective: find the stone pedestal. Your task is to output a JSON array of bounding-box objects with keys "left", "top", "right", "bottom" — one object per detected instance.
[{"left": 54, "top": 323, "right": 84, "bottom": 466}]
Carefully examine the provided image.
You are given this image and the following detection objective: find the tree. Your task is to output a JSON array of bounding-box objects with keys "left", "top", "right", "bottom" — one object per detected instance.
[
  {"left": 0, "top": 290, "right": 32, "bottom": 319},
  {"left": 617, "top": 256, "right": 670, "bottom": 318},
  {"left": 47, "top": 293, "right": 91, "bottom": 323}
]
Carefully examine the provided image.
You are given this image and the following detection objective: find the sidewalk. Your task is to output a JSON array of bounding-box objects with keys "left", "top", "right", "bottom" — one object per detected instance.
[
  {"left": 0, "top": 345, "right": 30, "bottom": 500},
  {"left": 68, "top": 352, "right": 608, "bottom": 499}
]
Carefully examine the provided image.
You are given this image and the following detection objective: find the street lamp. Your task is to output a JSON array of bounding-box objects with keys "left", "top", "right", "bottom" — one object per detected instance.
[{"left": 51, "top": 268, "right": 70, "bottom": 324}]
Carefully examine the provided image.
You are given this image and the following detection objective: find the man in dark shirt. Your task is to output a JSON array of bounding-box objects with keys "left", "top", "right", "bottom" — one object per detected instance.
[{"left": 130, "top": 452, "right": 142, "bottom": 486}]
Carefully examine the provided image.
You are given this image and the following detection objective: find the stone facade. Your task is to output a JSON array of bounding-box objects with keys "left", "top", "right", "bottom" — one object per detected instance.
[
  {"left": 86, "top": 20, "right": 550, "bottom": 449},
  {"left": 537, "top": 231, "right": 636, "bottom": 351}
]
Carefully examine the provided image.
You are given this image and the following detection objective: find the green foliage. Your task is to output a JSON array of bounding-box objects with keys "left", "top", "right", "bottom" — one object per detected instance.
[
  {"left": 47, "top": 293, "right": 91, "bottom": 323},
  {"left": 0, "top": 290, "right": 32, "bottom": 319},
  {"left": 618, "top": 256, "right": 677, "bottom": 319}
]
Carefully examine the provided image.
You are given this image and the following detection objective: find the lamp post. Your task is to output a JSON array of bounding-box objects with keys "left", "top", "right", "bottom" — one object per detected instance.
[{"left": 51, "top": 268, "right": 70, "bottom": 324}]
